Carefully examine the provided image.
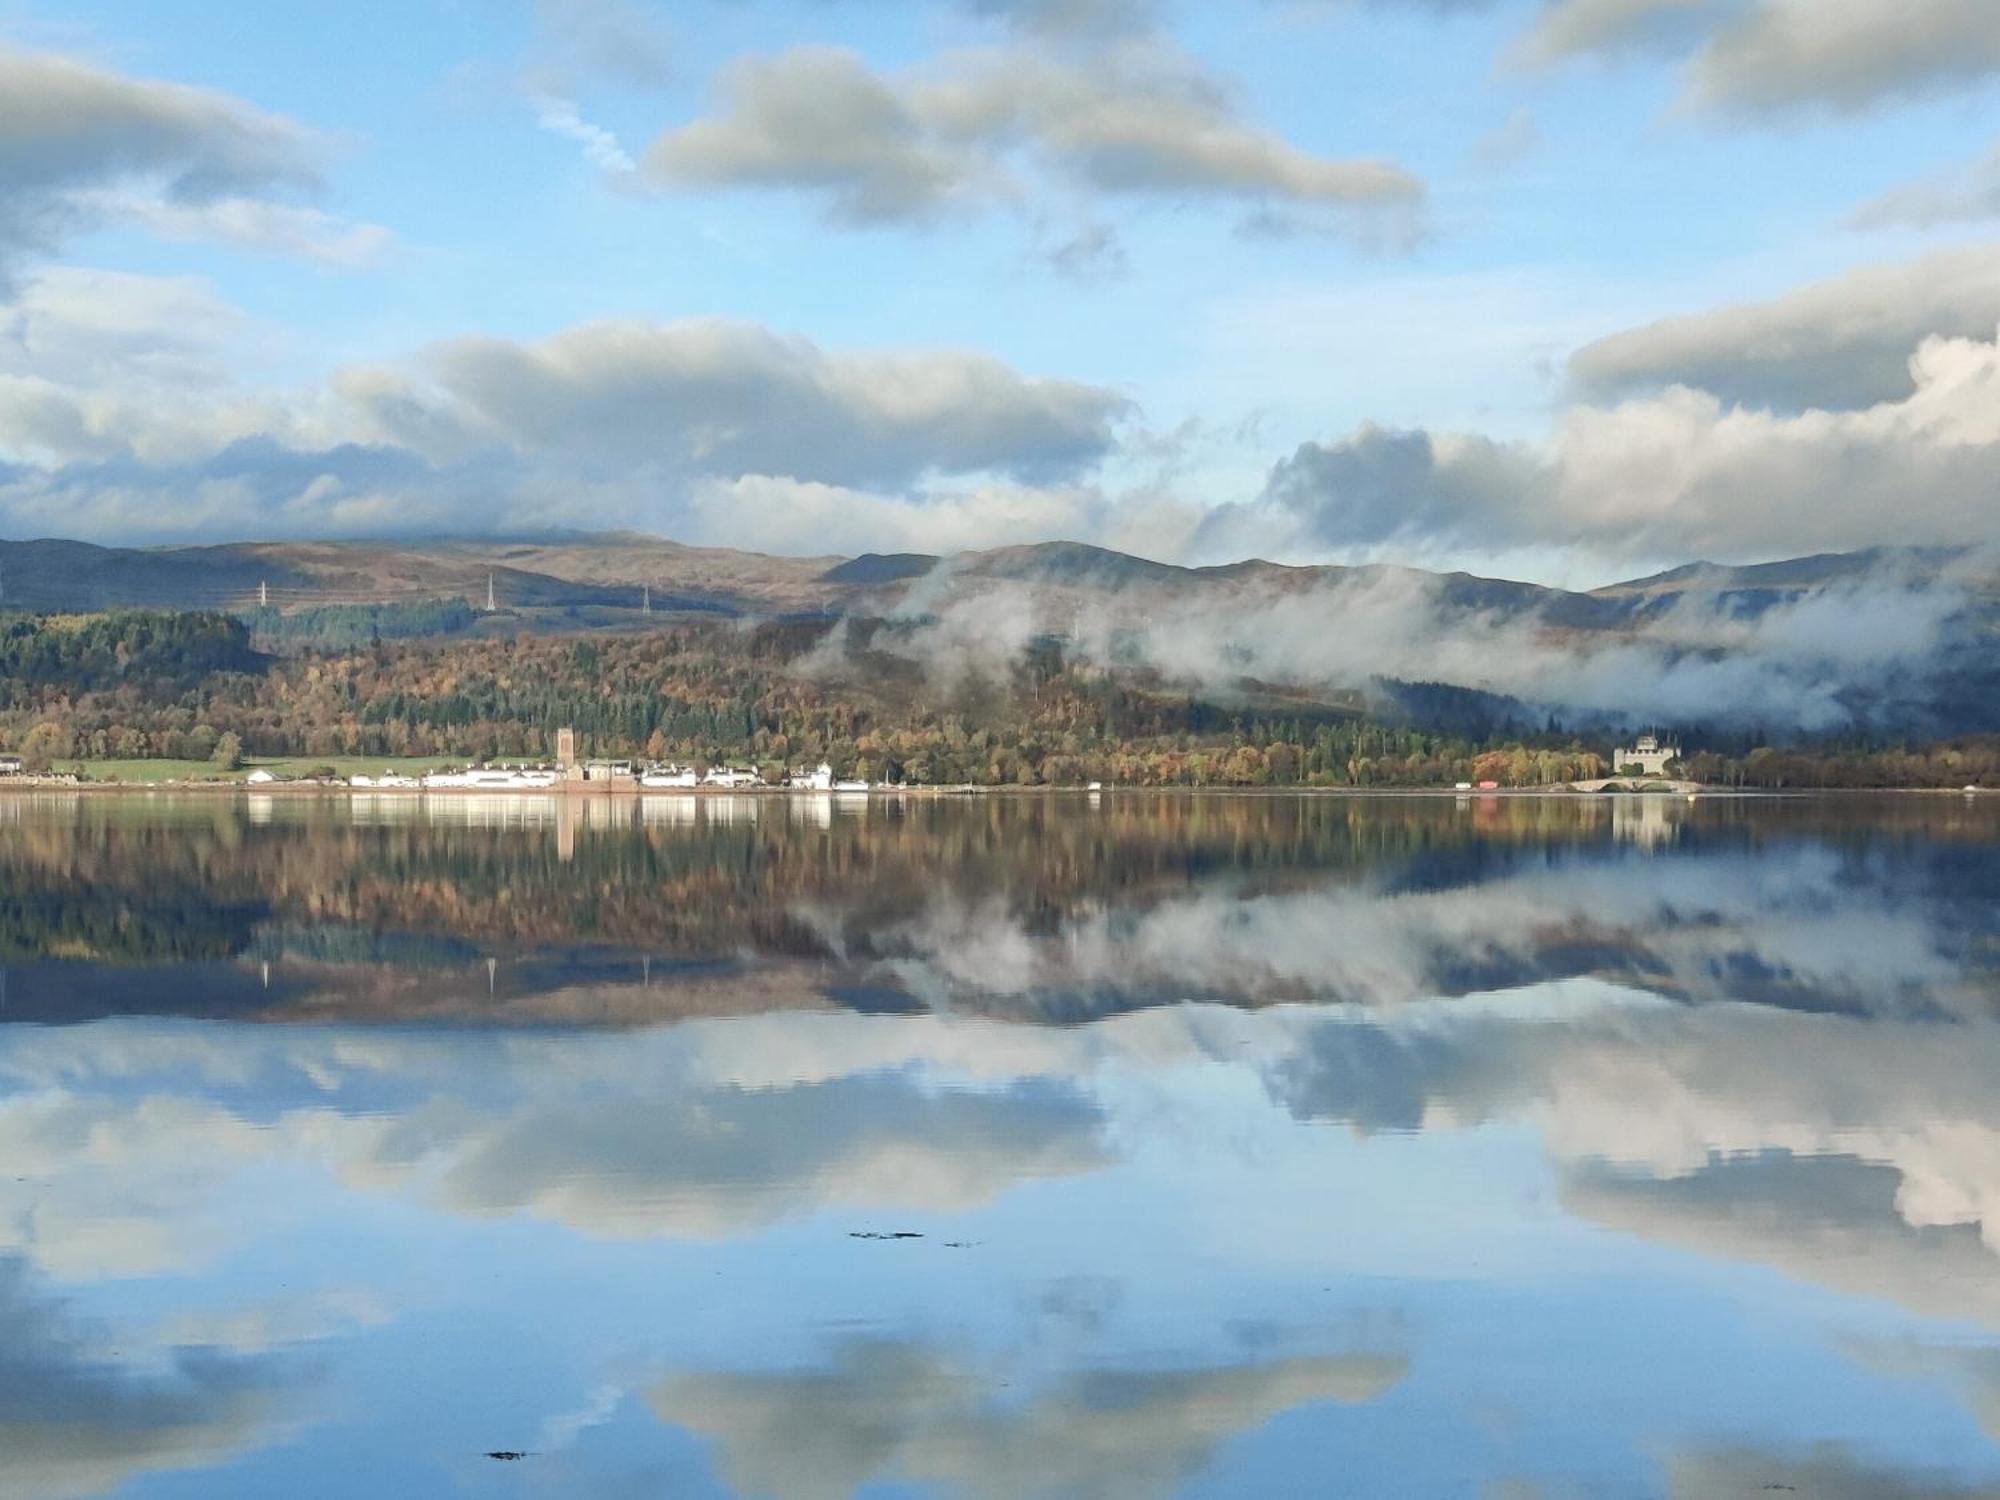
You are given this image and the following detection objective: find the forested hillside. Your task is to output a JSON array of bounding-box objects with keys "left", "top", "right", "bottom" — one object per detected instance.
[{"left": 0, "top": 610, "right": 1992, "bottom": 788}]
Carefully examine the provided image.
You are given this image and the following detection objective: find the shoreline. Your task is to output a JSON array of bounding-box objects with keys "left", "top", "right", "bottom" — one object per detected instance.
[{"left": 0, "top": 779, "right": 1984, "bottom": 799}]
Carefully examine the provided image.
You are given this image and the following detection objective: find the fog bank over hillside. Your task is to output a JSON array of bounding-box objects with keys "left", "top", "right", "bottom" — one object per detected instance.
[{"left": 857, "top": 544, "right": 1999, "bottom": 734}]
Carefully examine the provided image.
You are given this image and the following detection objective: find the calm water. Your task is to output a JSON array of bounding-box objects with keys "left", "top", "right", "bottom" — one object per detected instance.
[{"left": 2, "top": 790, "right": 1998, "bottom": 1499}]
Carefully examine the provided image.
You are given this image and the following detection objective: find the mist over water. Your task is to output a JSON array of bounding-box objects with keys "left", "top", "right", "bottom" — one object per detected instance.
[{"left": 0, "top": 790, "right": 1997, "bottom": 1497}]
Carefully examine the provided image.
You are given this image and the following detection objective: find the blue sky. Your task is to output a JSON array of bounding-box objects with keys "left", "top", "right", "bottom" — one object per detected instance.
[{"left": 1, "top": 0, "right": 1997, "bottom": 582}]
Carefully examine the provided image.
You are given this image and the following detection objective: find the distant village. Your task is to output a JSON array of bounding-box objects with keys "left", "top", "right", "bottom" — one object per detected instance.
[
  {"left": 347, "top": 757, "right": 882, "bottom": 794},
  {"left": 0, "top": 727, "right": 1709, "bottom": 793}
]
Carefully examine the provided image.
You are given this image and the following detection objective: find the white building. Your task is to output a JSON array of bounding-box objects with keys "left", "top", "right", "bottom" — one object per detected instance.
[
  {"left": 702, "top": 765, "right": 761, "bottom": 788},
  {"left": 641, "top": 764, "right": 697, "bottom": 788},
  {"left": 792, "top": 762, "right": 835, "bottom": 792},
  {"left": 1612, "top": 734, "right": 1682, "bottom": 778},
  {"left": 421, "top": 766, "right": 559, "bottom": 789}
]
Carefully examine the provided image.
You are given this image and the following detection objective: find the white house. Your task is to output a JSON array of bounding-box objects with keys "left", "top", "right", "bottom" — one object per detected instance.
[
  {"left": 641, "top": 764, "right": 698, "bottom": 788},
  {"left": 1612, "top": 734, "right": 1682, "bottom": 777},
  {"left": 791, "top": 762, "right": 835, "bottom": 791}
]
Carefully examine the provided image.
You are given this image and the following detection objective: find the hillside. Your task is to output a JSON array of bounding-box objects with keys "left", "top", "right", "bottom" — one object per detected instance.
[
  {"left": 1, "top": 531, "right": 1983, "bottom": 628},
  {"left": 0, "top": 533, "right": 1992, "bottom": 736}
]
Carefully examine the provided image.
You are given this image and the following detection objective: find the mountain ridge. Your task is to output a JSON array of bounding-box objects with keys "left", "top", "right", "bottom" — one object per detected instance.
[{"left": 0, "top": 532, "right": 1985, "bottom": 640}]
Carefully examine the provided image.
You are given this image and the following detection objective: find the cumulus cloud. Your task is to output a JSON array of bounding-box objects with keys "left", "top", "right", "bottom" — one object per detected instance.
[
  {"left": 1208, "top": 317, "right": 2000, "bottom": 565},
  {"left": 1198, "top": 422, "right": 1539, "bottom": 551},
  {"left": 651, "top": 1340, "right": 1404, "bottom": 1500},
  {"left": 1568, "top": 244, "right": 2000, "bottom": 411},
  {"left": 422, "top": 1071, "right": 1107, "bottom": 1239},
  {"left": 645, "top": 47, "right": 987, "bottom": 223},
  {"left": 4, "top": 248, "right": 1994, "bottom": 572},
  {"left": 0, "top": 304, "right": 1137, "bottom": 543},
  {"left": 0, "top": 268, "right": 295, "bottom": 465},
  {"left": 349, "top": 316, "right": 1132, "bottom": 486},
  {"left": 0, "top": 1018, "right": 1110, "bottom": 1252},
  {"left": 643, "top": 43, "right": 1425, "bottom": 242},
  {"left": 0, "top": 44, "right": 387, "bottom": 280}
]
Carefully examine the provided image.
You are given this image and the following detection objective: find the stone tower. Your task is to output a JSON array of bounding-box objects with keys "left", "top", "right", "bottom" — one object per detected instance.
[{"left": 556, "top": 726, "right": 577, "bottom": 769}]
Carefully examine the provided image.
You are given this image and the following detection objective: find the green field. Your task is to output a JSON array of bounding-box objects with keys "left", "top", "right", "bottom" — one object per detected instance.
[{"left": 74, "top": 756, "right": 459, "bottom": 785}]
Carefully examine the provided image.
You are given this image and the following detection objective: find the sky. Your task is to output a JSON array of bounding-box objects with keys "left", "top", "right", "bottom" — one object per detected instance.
[{"left": 0, "top": 0, "right": 1996, "bottom": 585}]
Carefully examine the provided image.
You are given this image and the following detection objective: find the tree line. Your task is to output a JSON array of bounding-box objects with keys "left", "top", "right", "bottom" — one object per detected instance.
[{"left": 0, "top": 609, "right": 1993, "bottom": 788}]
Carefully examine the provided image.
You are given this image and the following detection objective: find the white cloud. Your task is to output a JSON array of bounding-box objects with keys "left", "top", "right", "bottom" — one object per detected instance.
[
  {"left": 1214, "top": 317, "right": 2000, "bottom": 564},
  {"left": 1510, "top": 0, "right": 1725, "bottom": 69},
  {"left": 1496, "top": 0, "right": 2000, "bottom": 119},
  {"left": 347, "top": 316, "right": 1133, "bottom": 486},
  {"left": 0, "top": 44, "right": 388, "bottom": 279},
  {"left": 1686, "top": 0, "right": 2000, "bottom": 117},
  {"left": 0, "top": 1258, "right": 299, "bottom": 1500},
  {"left": 529, "top": 93, "right": 636, "bottom": 175},
  {"left": 1851, "top": 137, "right": 2000, "bottom": 231},
  {"left": 1569, "top": 243, "right": 2000, "bottom": 411},
  {"left": 643, "top": 43, "right": 1425, "bottom": 243},
  {"left": 652, "top": 1341, "right": 1403, "bottom": 1500}
]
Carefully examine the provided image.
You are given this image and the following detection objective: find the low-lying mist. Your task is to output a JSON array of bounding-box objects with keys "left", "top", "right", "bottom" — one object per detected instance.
[{"left": 814, "top": 548, "right": 1997, "bottom": 736}]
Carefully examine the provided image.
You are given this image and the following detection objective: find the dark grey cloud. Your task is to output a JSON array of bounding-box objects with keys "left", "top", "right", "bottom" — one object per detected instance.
[
  {"left": 1197, "top": 422, "right": 1538, "bottom": 551},
  {"left": 644, "top": 44, "right": 1425, "bottom": 242},
  {"left": 1568, "top": 243, "right": 2000, "bottom": 411},
  {"left": 0, "top": 44, "right": 375, "bottom": 278}
]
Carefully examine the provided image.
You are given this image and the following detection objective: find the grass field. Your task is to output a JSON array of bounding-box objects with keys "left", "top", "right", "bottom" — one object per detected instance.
[{"left": 75, "top": 756, "right": 459, "bottom": 784}]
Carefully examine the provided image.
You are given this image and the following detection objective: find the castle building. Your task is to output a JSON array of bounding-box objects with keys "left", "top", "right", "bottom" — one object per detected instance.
[{"left": 1612, "top": 733, "right": 1682, "bottom": 777}]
